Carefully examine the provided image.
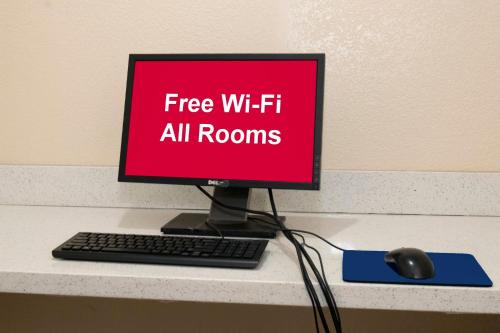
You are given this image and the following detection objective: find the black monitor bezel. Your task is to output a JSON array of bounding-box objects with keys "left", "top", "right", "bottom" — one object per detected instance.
[{"left": 118, "top": 53, "right": 325, "bottom": 190}]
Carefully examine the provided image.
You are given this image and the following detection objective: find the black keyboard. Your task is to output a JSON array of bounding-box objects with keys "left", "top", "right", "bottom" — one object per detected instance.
[{"left": 52, "top": 232, "right": 268, "bottom": 269}]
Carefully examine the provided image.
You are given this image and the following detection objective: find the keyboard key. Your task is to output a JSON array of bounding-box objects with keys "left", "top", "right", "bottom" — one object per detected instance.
[{"left": 102, "top": 247, "right": 150, "bottom": 254}]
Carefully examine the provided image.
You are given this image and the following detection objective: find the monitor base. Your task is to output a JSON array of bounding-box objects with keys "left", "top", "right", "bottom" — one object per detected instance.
[{"left": 161, "top": 213, "right": 283, "bottom": 239}]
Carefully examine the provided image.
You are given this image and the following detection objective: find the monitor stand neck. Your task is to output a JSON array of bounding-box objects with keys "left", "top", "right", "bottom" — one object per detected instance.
[
  {"left": 208, "top": 187, "right": 251, "bottom": 224},
  {"left": 161, "top": 187, "right": 284, "bottom": 239}
]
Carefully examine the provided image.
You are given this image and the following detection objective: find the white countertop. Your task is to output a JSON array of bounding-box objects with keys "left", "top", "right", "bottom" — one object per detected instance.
[{"left": 0, "top": 204, "right": 498, "bottom": 314}]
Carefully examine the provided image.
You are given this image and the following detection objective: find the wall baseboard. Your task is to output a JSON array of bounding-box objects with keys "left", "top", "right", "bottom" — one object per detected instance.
[{"left": 1, "top": 165, "right": 499, "bottom": 216}]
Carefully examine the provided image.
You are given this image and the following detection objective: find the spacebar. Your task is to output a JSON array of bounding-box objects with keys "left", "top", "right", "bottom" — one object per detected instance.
[{"left": 101, "top": 247, "right": 151, "bottom": 254}]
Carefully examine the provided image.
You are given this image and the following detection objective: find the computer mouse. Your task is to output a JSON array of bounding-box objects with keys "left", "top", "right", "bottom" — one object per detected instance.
[{"left": 384, "top": 247, "right": 435, "bottom": 279}]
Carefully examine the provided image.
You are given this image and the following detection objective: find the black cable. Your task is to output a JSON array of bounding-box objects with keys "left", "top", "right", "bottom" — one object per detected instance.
[
  {"left": 205, "top": 221, "right": 224, "bottom": 240},
  {"left": 293, "top": 232, "right": 342, "bottom": 329},
  {"left": 291, "top": 229, "right": 346, "bottom": 252},
  {"left": 196, "top": 186, "right": 282, "bottom": 227},
  {"left": 266, "top": 189, "right": 343, "bottom": 333},
  {"left": 293, "top": 232, "right": 326, "bottom": 280},
  {"left": 295, "top": 238, "right": 328, "bottom": 331},
  {"left": 294, "top": 236, "right": 341, "bottom": 332},
  {"left": 247, "top": 216, "right": 346, "bottom": 252},
  {"left": 267, "top": 189, "right": 322, "bottom": 333},
  {"left": 196, "top": 186, "right": 327, "bottom": 330},
  {"left": 196, "top": 186, "right": 342, "bottom": 333}
]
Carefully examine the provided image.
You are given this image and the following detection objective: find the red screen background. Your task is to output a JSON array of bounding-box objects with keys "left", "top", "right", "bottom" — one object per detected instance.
[{"left": 125, "top": 60, "right": 318, "bottom": 183}]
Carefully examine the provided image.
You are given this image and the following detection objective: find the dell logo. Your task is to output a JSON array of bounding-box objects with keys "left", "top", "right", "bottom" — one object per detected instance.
[{"left": 208, "top": 179, "right": 229, "bottom": 187}]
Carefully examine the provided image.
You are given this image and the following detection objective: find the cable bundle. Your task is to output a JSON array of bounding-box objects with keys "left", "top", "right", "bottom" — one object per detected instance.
[{"left": 196, "top": 186, "right": 343, "bottom": 333}]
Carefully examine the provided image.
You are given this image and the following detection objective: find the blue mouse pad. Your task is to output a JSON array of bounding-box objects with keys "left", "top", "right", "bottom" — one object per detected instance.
[{"left": 342, "top": 250, "right": 492, "bottom": 287}]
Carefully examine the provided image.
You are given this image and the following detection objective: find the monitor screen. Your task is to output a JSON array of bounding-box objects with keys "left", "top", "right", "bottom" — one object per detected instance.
[{"left": 119, "top": 54, "right": 324, "bottom": 190}]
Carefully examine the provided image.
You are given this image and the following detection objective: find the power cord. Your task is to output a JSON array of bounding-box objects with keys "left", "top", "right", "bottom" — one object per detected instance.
[{"left": 196, "top": 185, "right": 343, "bottom": 333}]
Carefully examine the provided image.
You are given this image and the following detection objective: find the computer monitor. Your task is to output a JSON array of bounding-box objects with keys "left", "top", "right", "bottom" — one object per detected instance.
[{"left": 118, "top": 54, "right": 325, "bottom": 238}]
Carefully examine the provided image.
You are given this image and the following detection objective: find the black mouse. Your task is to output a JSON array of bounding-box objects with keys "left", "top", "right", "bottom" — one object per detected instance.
[{"left": 384, "top": 247, "right": 435, "bottom": 279}]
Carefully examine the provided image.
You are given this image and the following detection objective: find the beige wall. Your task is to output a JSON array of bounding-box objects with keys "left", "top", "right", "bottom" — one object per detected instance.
[{"left": 1, "top": 0, "right": 499, "bottom": 171}]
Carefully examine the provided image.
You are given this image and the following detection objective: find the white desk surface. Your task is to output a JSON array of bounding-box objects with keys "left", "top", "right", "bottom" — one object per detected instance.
[{"left": 0, "top": 204, "right": 498, "bottom": 314}]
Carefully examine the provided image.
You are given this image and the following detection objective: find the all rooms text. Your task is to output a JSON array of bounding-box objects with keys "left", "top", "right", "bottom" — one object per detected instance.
[{"left": 159, "top": 93, "right": 282, "bottom": 145}]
